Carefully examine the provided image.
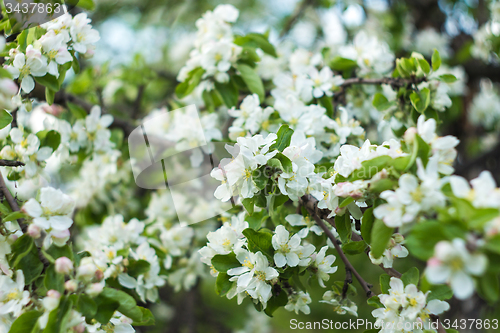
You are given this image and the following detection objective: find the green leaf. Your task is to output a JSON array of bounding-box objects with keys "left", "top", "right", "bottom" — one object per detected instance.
[
  {"left": 426, "top": 284, "right": 453, "bottom": 301},
  {"left": 77, "top": 0, "right": 96, "bottom": 10},
  {"left": 438, "top": 74, "right": 457, "bottom": 83},
  {"left": 39, "top": 130, "right": 61, "bottom": 152},
  {"left": 8, "top": 310, "right": 43, "bottom": 333},
  {"left": 485, "top": 235, "right": 500, "bottom": 255},
  {"left": 216, "top": 272, "right": 233, "bottom": 296},
  {"left": 94, "top": 296, "right": 120, "bottom": 324},
  {"left": 233, "top": 33, "right": 277, "bottom": 57},
  {"left": 269, "top": 125, "right": 294, "bottom": 152},
  {"left": 236, "top": 64, "right": 265, "bottom": 101},
  {"left": 367, "top": 295, "right": 383, "bottom": 308},
  {"left": 370, "top": 219, "right": 393, "bottom": 259},
  {"left": 342, "top": 241, "right": 367, "bottom": 255},
  {"left": 478, "top": 272, "right": 499, "bottom": 303},
  {"left": 3, "top": 211, "right": 25, "bottom": 222},
  {"left": 348, "top": 155, "right": 393, "bottom": 181},
  {"left": 319, "top": 95, "right": 333, "bottom": 116},
  {"left": 0, "top": 110, "right": 13, "bottom": 130},
  {"left": 274, "top": 152, "right": 293, "bottom": 173},
  {"left": 44, "top": 265, "right": 65, "bottom": 293},
  {"left": 242, "top": 197, "right": 255, "bottom": 215},
  {"left": 264, "top": 288, "right": 288, "bottom": 317},
  {"left": 405, "top": 220, "right": 457, "bottom": 261},
  {"left": 335, "top": 213, "right": 351, "bottom": 244},
  {"left": 99, "top": 288, "right": 142, "bottom": 321},
  {"left": 361, "top": 208, "right": 374, "bottom": 244},
  {"left": 46, "top": 244, "right": 74, "bottom": 261},
  {"left": 214, "top": 79, "right": 239, "bottom": 108},
  {"left": 372, "top": 93, "right": 391, "bottom": 111},
  {"left": 8, "top": 235, "right": 34, "bottom": 268},
  {"left": 410, "top": 88, "right": 430, "bottom": 113},
  {"left": 339, "top": 197, "right": 354, "bottom": 208},
  {"left": 246, "top": 210, "right": 268, "bottom": 230},
  {"left": 211, "top": 253, "right": 240, "bottom": 273},
  {"left": 175, "top": 67, "right": 204, "bottom": 99},
  {"left": 242, "top": 228, "right": 274, "bottom": 260},
  {"left": 17, "top": 245, "right": 44, "bottom": 284},
  {"left": 35, "top": 74, "right": 60, "bottom": 92},
  {"left": 380, "top": 274, "right": 391, "bottom": 294},
  {"left": 43, "top": 296, "right": 73, "bottom": 333},
  {"left": 417, "top": 58, "right": 431, "bottom": 74},
  {"left": 401, "top": 267, "right": 419, "bottom": 286},
  {"left": 132, "top": 307, "right": 155, "bottom": 326},
  {"left": 76, "top": 294, "right": 97, "bottom": 320},
  {"left": 432, "top": 49, "right": 441, "bottom": 71},
  {"left": 127, "top": 259, "right": 151, "bottom": 277},
  {"left": 45, "top": 87, "right": 56, "bottom": 105},
  {"left": 67, "top": 102, "right": 87, "bottom": 120},
  {"left": 330, "top": 57, "right": 358, "bottom": 71}
]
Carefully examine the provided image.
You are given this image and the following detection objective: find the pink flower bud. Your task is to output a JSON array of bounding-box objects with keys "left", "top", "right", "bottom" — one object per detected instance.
[
  {"left": 65, "top": 280, "right": 78, "bottom": 292},
  {"left": 47, "top": 289, "right": 61, "bottom": 299},
  {"left": 404, "top": 127, "right": 417, "bottom": 143},
  {"left": 27, "top": 224, "right": 42, "bottom": 239},
  {"left": 55, "top": 257, "right": 74, "bottom": 274},
  {"left": 95, "top": 269, "right": 104, "bottom": 281},
  {"left": 0, "top": 78, "right": 18, "bottom": 96},
  {"left": 86, "top": 283, "right": 103, "bottom": 297},
  {"left": 73, "top": 323, "right": 85, "bottom": 333}
]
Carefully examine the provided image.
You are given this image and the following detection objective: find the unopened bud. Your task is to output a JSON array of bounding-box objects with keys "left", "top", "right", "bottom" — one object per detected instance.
[
  {"left": 94, "top": 269, "right": 104, "bottom": 281},
  {"left": 55, "top": 257, "right": 74, "bottom": 274},
  {"left": 65, "top": 280, "right": 78, "bottom": 292},
  {"left": 43, "top": 289, "right": 61, "bottom": 311},
  {"left": 86, "top": 283, "right": 103, "bottom": 297},
  {"left": 404, "top": 127, "right": 417, "bottom": 144},
  {"left": 27, "top": 224, "right": 42, "bottom": 239}
]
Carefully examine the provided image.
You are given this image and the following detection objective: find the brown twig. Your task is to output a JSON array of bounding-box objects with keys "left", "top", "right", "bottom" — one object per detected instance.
[
  {"left": 340, "top": 76, "right": 427, "bottom": 89},
  {"left": 306, "top": 204, "right": 375, "bottom": 298},
  {"left": 0, "top": 170, "right": 50, "bottom": 267},
  {"left": 0, "top": 160, "right": 24, "bottom": 167},
  {"left": 279, "top": 0, "right": 314, "bottom": 38}
]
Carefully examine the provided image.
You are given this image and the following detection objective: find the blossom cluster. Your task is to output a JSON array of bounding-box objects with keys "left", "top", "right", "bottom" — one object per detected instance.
[
  {"left": 5, "top": 13, "right": 100, "bottom": 93},
  {"left": 372, "top": 277, "right": 450, "bottom": 333}
]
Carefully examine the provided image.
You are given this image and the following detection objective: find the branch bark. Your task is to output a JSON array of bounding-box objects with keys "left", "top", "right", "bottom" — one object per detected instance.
[
  {"left": 340, "top": 76, "right": 427, "bottom": 88},
  {"left": 0, "top": 170, "right": 50, "bottom": 267},
  {"left": 305, "top": 203, "right": 375, "bottom": 298},
  {"left": 0, "top": 160, "right": 24, "bottom": 167},
  {"left": 279, "top": 0, "right": 314, "bottom": 38}
]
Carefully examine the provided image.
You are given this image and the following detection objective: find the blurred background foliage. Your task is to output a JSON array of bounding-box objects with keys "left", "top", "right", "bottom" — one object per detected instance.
[{"left": 61, "top": 0, "right": 500, "bottom": 332}]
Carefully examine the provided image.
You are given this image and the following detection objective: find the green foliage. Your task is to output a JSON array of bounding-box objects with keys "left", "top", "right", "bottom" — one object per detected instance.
[
  {"left": 0, "top": 110, "right": 13, "bottom": 130},
  {"left": 214, "top": 79, "right": 239, "bottom": 108},
  {"left": 44, "top": 265, "right": 65, "bottom": 293},
  {"left": 401, "top": 267, "right": 419, "bottom": 286},
  {"left": 37, "top": 130, "right": 61, "bottom": 152},
  {"left": 432, "top": 49, "right": 441, "bottom": 71},
  {"left": 370, "top": 219, "right": 393, "bottom": 259},
  {"left": 127, "top": 259, "right": 151, "bottom": 277},
  {"left": 410, "top": 88, "right": 430, "bottom": 113},
  {"left": 211, "top": 253, "right": 240, "bottom": 273},
  {"left": 175, "top": 67, "right": 204, "bottom": 99},
  {"left": 330, "top": 57, "right": 358, "bottom": 71},
  {"left": 233, "top": 33, "right": 277, "bottom": 57},
  {"left": 264, "top": 288, "right": 288, "bottom": 317},
  {"left": 216, "top": 272, "right": 233, "bottom": 296},
  {"left": 236, "top": 63, "right": 265, "bottom": 100},
  {"left": 335, "top": 213, "right": 352, "bottom": 243},
  {"left": 242, "top": 228, "right": 274, "bottom": 260},
  {"left": 269, "top": 124, "right": 294, "bottom": 152},
  {"left": 8, "top": 310, "right": 43, "bottom": 333},
  {"left": 245, "top": 210, "right": 269, "bottom": 230}
]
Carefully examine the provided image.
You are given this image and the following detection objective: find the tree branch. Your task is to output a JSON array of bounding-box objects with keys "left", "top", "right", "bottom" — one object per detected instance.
[
  {"left": 0, "top": 170, "right": 50, "bottom": 267},
  {"left": 279, "top": 0, "right": 314, "bottom": 38},
  {"left": 0, "top": 160, "right": 24, "bottom": 167},
  {"left": 305, "top": 203, "right": 375, "bottom": 297},
  {"left": 340, "top": 76, "right": 427, "bottom": 89}
]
